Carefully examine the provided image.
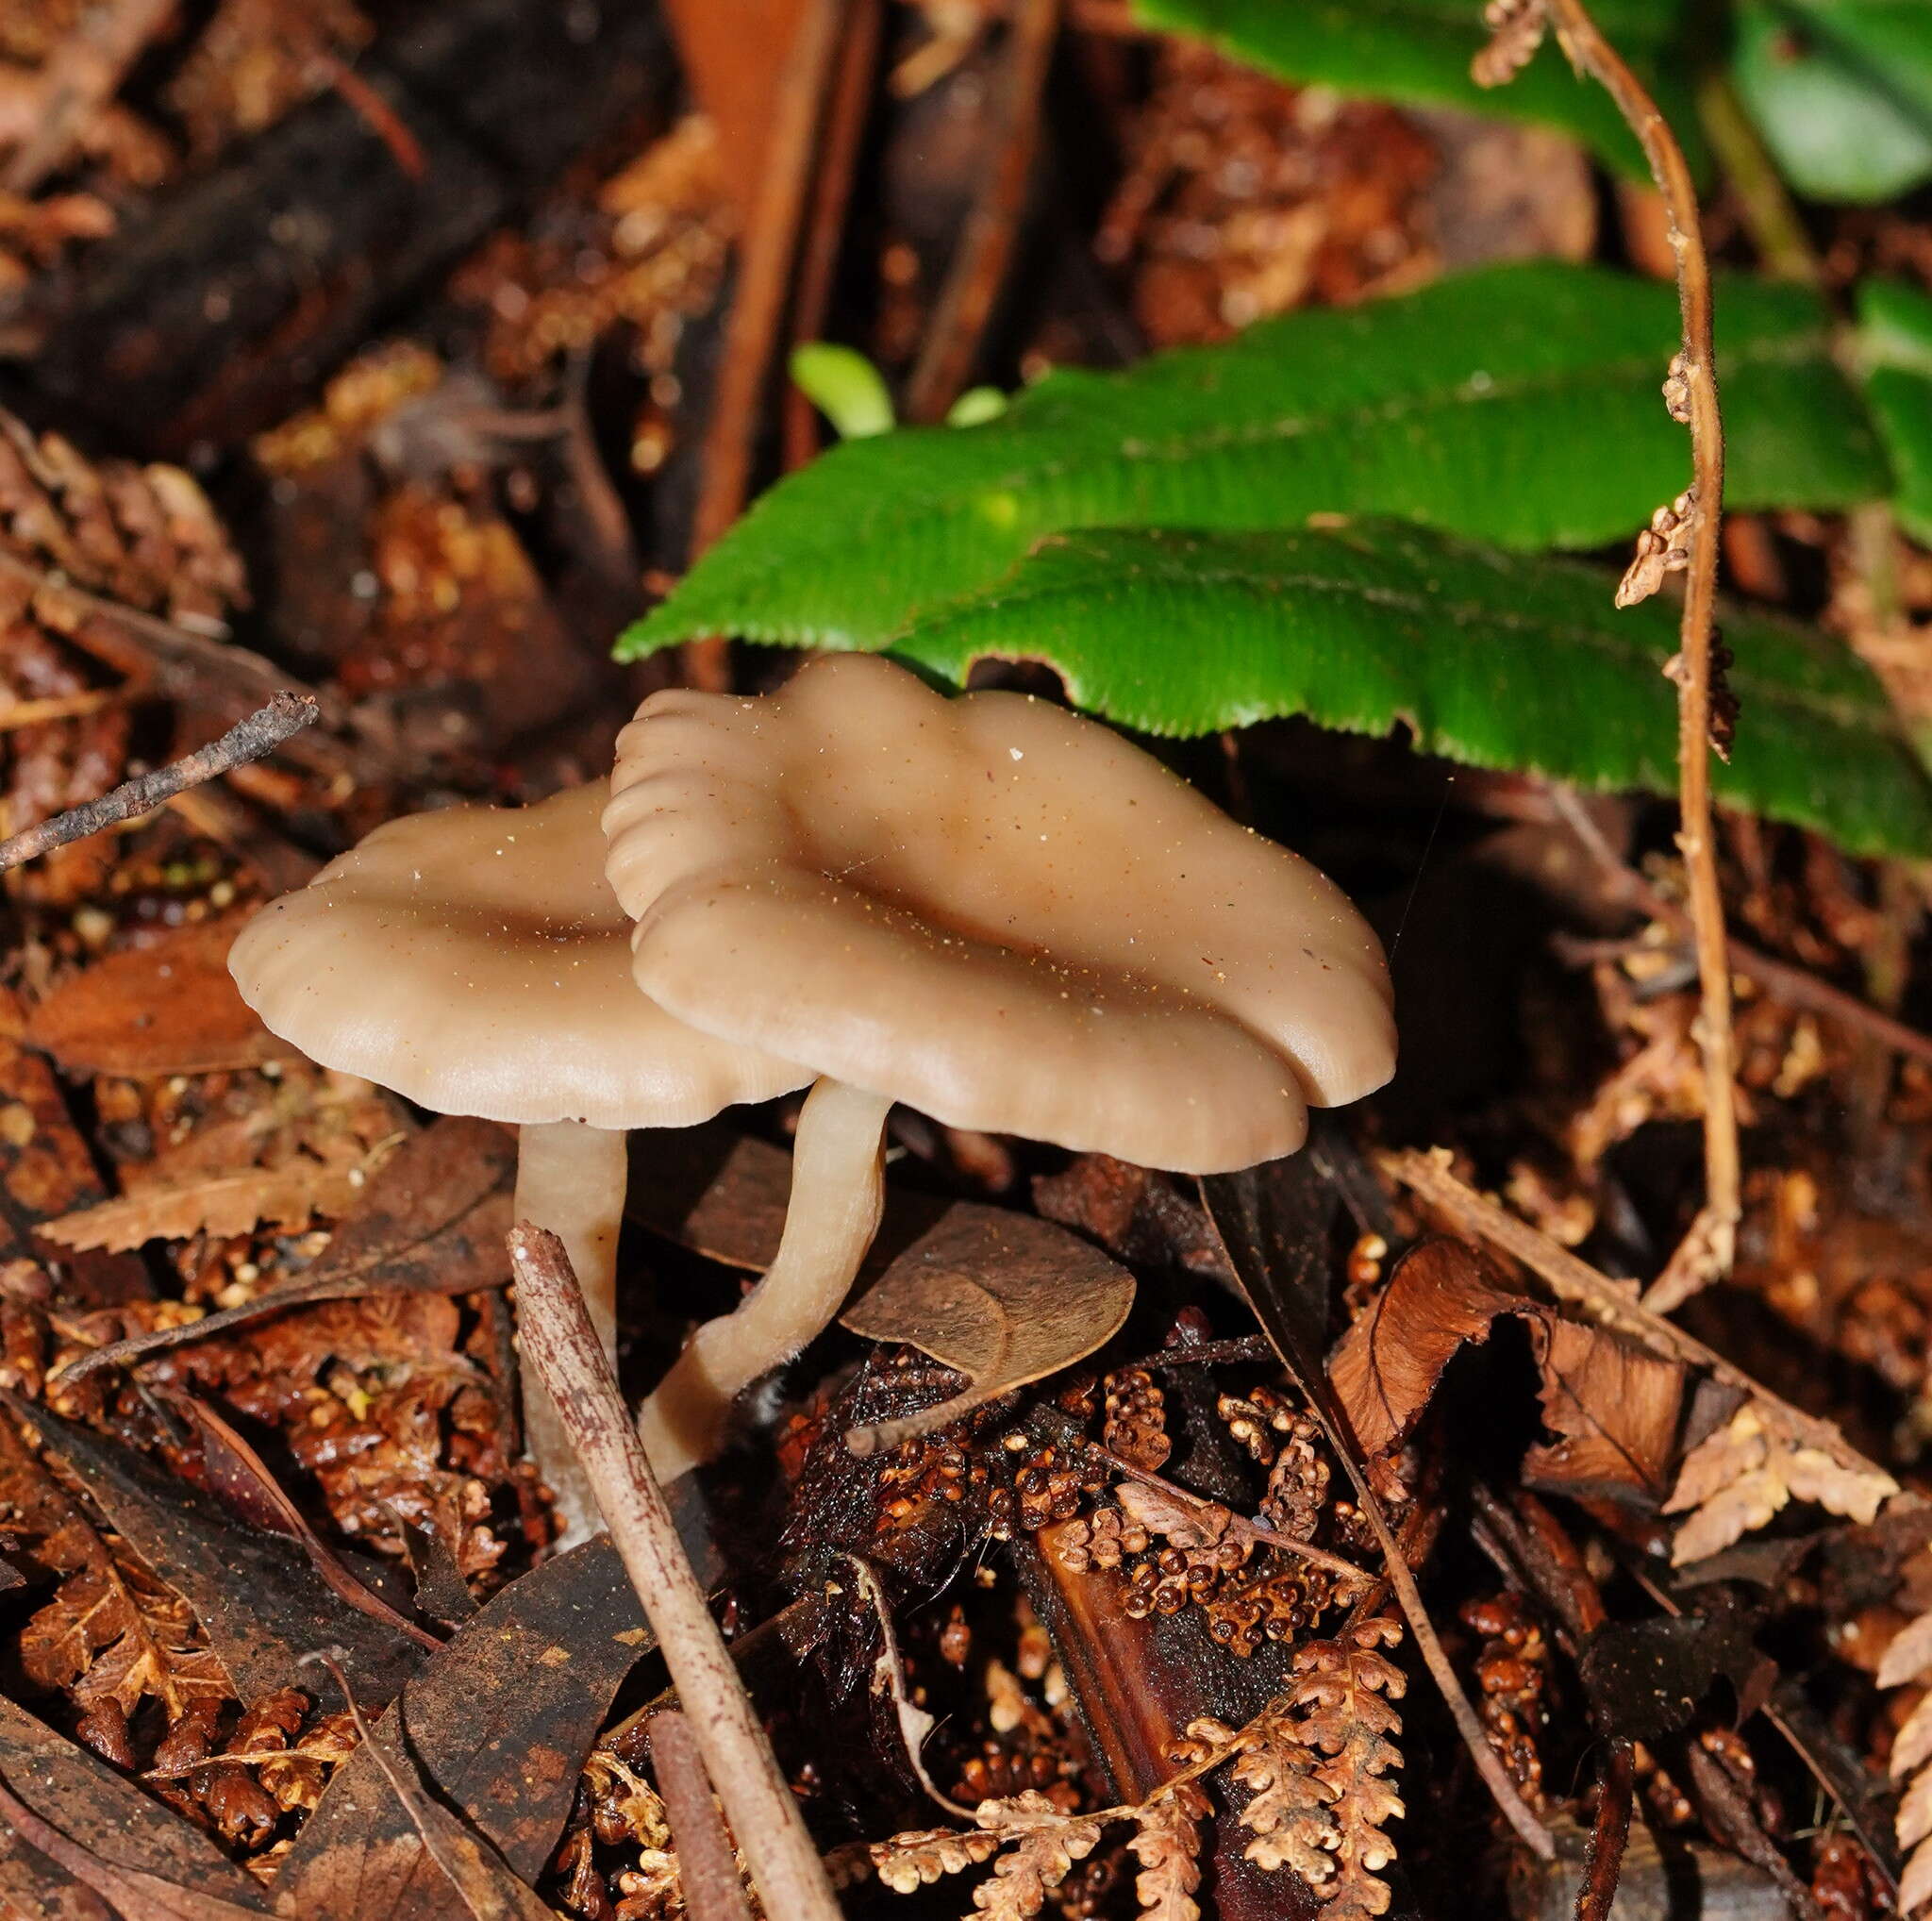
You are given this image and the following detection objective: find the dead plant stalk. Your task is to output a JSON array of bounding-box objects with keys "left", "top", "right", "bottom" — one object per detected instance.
[
  {"left": 650, "top": 1711, "right": 757, "bottom": 1921},
  {"left": 1485, "top": 0, "right": 1739, "bottom": 1305},
  {"left": 0, "top": 692, "right": 319, "bottom": 874},
  {"left": 505, "top": 1225, "right": 844, "bottom": 1921}
]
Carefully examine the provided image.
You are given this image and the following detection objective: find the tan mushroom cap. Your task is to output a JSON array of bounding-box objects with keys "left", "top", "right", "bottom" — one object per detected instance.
[
  {"left": 229, "top": 782, "right": 809, "bottom": 1130},
  {"left": 603, "top": 655, "right": 1395, "bottom": 1174}
]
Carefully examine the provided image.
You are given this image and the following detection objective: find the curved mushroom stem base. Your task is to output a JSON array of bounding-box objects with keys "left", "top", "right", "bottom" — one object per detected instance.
[
  {"left": 640, "top": 1078, "right": 891, "bottom": 1480},
  {"left": 514, "top": 1118, "right": 626, "bottom": 1546}
]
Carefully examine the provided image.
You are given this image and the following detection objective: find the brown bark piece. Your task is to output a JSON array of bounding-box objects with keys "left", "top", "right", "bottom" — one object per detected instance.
[{"left": 658, "top": 0, "right": 810, "bottom": 214}]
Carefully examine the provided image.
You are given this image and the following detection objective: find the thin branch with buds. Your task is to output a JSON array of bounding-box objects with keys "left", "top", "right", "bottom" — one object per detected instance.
[
  {"left": 0, "top": 692, "right": 319, "bottom": 874},
  {"left": 1475, "top": 0, "right": 1740, "bottom": 1306}
]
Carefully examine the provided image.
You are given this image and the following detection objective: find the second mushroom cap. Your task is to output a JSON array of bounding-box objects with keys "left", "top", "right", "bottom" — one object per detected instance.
[{"left": 602, "top": 653, "right": 1395, "bottom": 1174}]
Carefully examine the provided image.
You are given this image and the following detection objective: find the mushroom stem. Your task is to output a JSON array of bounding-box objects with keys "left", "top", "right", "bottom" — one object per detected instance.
[
  {"left": 640, "top": 1078, "right": 891, "bottom": 1478},
  {"left": 513, "top": 1118, "right": 627, "bottom": 1545}
]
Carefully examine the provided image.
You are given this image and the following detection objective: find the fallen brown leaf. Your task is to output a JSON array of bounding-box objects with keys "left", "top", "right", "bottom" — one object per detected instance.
[
  {"left": 319, "top": 1658, "right": 556, "bottom": 1921},
  {"left": 4, "top": 1393, "right": 425, "bottom": 1712},
  {"left": 41, "top": 1063, "right": 408, "bottom": 1252},
  {"left": 0, "top": 1691, "right": 267, "bottom": 1917},
  {"left": 158, "top": 1391, "right": 439, "bottom": 1651},
  {"left": 1329, "top": 1238, "right": 1687, "bottom": 1508},
  {"left": 0, "top": 1767, "right": 269, "bottom": 1918},
  {"left": 25, "top": 912, "right": 298, "bottom": 1077},
  {"left": 1524, "top": 1317, "right": 1687, "bottom": 1504},
  {"left": 841, "top": 1203, "right": 1135, "bottom": 1451},
  {"left": 60, "top": 1116, "right": 514, "bottom": 1383},
  {"left": 0, "top": 1401, "right": 229, "bottom": 1729},
  {"left": 0, "top": 985, "right": 149, "bottom": 1304},
  {"left": 40, "top": 1155, "right": 383, "bottom": 1252},
  {"left": 1328, "top": 1238, "right": 1522, "bottom": 1459},
  {"left": 275, "top": 1539, "right": 652, "bottom": 1919}
]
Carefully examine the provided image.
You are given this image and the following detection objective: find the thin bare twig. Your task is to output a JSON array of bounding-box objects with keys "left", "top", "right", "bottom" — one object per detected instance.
[
  {"left": 1482, "top": 0, "right": 1739, "bottom": 1302},
  {"left": 649, "top": 1711, "right": 756, "bottom": 1921},
  {"left": 308, "top": 52, "right": 426, "bottom": 181},
  {"left": 505, "top": 1225, "right": 843, "bottom": 1921},
  {"left": 1079, "top": 1439, "right": 1375, "bottom": 1587},
  {"left": 902, "top": 0, "right": 1059, "bottom": 423},
  {"left": 1549, "top": 789, "right": 1932, "bottom": 1074},
  {"left": 0, "top": 691, "right": 318, "bottom": 873},
  {"left": 0, "top": 545, "right": 371, "bottom": 780},
  {"left": 684, "top": 0, "right": 847, "bottom": 692}
]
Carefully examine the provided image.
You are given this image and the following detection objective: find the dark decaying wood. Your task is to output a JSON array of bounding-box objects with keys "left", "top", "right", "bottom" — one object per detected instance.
[
  {"left": 1014, "top": 1520, "right": 1316, "bottom": 1921},
  {"left": 7, "top": 0, "right": 674, "bottom": 451}
]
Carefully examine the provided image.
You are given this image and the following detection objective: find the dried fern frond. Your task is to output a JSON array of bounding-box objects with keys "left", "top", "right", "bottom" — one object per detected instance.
[
  {"left": 1128, "top": 1783, "right": 1210, "bottom": 1921},
  {"left": 1292, "top": 1621, "right": 1406, "bottom": 1921},
  {"left": 1878, "top": 1593, "right": 1932, "bottom": 1915},
  {"left": 1212, "top": 1617, "right": 1407, "bottom": 1915},
  {"left": 972, "top": 1794, "right": 1103, "bottom": 1920},
  {"left": 869, "top": 1825, "right": 1002, "bottom": 1894},
  {"left": 1664, "top": 1404, "right": 1893, "bottom": 1565},
  {"left": 864, "top": 1647, "right": 1403, "bottom": 1921},
  {"left": 1225, "top": 1701, "right": 1337, "bottom": 1883}
]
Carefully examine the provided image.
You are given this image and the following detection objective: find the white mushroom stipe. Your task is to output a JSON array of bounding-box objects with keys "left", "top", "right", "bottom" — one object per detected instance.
[
  {"left": 227, "top": 781, "right": 808, "bottom": 1538},
  {"left": 514, "top": 1118, "right": 627, "bottom": 1523},
  {"left": 639, "top": 1078, "right": 891, "bottom": 1478}
]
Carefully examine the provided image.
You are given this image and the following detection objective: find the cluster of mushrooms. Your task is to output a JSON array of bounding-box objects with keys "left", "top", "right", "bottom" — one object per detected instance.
[{"left": 229, "top": 654, "right": 1398, "bottom": 1541}]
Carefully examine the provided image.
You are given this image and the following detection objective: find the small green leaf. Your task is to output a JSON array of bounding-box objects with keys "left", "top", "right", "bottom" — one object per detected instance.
[
  {"left": 621, "top": 262, "right": 1885, "bottom": 660},
  {"left": 1130, "top": 0, "right": 1694, "bottom": 180},
  {"left": 889, "top": 522, "right": 1932, "bottom": 860},
  {"left": 946, "top": 386, "right": 1008, "bottom": 427},
  {"left": 1859, "top": 279, "right": 1932, "bottom": 545},
  {"left": 790, "top": 342, "right": 896, "bottom": 440},
  {"left": 1732, "top": 0, "right": 1932, "bottom": 202}
]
